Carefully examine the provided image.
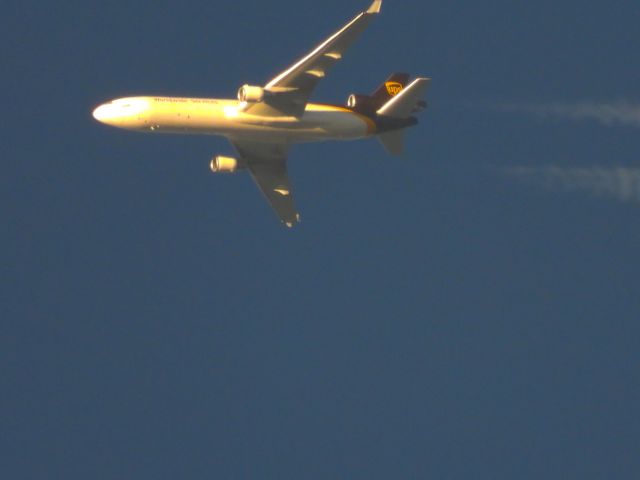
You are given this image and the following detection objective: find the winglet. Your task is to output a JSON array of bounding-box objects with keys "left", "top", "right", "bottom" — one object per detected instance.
[{"left": 367, "top": 0, "right": 382, "bottom": 14}]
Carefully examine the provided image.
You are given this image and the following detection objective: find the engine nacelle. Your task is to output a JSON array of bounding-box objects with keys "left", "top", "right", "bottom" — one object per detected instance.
[
  {"left": 237, "top": 85, "right": 265, "bottom": 103},
  {"left": 210, "top": 155, "right": 243, "bottom": 173},
  {"left": 346, "top": 94, "right": 376, "bottom": 113}
]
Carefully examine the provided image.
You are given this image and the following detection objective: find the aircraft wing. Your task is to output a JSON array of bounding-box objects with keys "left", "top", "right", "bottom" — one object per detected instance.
[
  {"left": 246, "top": 0, "right": 382, "bottom": 117},
  {"left": 230, "top": 140, "right": 300, "bottom": 227}
]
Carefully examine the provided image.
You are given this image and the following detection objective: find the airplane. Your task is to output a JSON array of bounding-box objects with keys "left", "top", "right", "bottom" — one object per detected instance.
[{"left": 92, "top": 0, "right": 430, "bottom": 227}]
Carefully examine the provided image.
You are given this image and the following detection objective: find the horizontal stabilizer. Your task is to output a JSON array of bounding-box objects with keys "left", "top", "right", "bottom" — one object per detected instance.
[{"left": 377, "top": 77, "right": 431, "bottom": 118}]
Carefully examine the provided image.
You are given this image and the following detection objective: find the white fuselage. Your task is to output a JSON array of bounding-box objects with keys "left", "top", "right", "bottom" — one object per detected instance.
[{"left": 92, "top": 96, "right": 376, "bottom": 144}]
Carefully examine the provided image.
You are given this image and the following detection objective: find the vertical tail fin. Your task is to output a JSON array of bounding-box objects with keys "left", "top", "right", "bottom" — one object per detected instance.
[
  {"left": 375, "top": 77, "right": 431, "bottom": 155},
  {"left": 370, "top": 73, "right": 410, "bottom": 105},
  {"left": 377, "top": 78, "right": 431, "bottom": 118}
]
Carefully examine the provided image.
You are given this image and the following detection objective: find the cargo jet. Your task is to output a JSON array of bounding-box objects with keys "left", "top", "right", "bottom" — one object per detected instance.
[{"left": 92, "top": 0, "right": 430, "bottom": 227}]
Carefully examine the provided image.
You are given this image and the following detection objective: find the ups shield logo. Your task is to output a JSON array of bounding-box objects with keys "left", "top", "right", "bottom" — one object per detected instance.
[{"left": 385, "top": 81, "right": 403, "bottom": 96}]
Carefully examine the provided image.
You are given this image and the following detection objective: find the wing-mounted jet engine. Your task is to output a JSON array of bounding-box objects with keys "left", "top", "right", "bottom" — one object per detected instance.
[{"left": 210, "top": 155, "right": 246, "bottom": 173}]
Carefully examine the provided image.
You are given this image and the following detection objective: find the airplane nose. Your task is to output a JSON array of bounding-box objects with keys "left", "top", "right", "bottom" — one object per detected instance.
[
  {"left": 92, "top": 98, "right": 149, "bottom": 128},
  {"left": 92, "top": 104, "right": 109, "bottom": 122}
]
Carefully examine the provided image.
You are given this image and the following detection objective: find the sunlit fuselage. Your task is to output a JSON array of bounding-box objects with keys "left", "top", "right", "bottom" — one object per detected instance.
[{"left": 92, "top": 96, "right": 376, "bottom": 143}]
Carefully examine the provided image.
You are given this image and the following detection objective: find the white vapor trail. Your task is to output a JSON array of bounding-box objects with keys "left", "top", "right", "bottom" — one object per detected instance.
[
  {"left": 500, "top": 101, "right": 640, "bottom": 127},
  {"left": 504, "top": 166, "right": 640, "bottom": 203}
]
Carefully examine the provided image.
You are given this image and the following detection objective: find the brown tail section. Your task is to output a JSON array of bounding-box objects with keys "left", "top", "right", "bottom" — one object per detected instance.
[{"left": 371, "top": 73, "right": 410, "bottom": 104}]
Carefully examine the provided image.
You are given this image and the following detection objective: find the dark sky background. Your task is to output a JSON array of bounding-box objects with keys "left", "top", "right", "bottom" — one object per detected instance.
[{"left": 3, "top": 0, "right": 640, "bottom": 478}]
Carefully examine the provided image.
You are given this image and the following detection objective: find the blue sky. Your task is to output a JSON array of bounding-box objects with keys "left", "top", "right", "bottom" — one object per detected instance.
[{"left": 3, "top": 0, "right": 640, "bottom": 478}]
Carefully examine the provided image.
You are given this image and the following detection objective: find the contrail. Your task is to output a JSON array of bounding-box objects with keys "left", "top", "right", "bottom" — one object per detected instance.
[
  {"left": 504, "top": 166, "right": 640, "bottom": 203},
  {"left": 499, "top": 101, "right": 640, "bottom": 127}
]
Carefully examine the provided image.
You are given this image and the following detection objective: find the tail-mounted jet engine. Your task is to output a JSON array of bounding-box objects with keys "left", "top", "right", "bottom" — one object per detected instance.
[
  {"left": 237, "top": 85, "right": 265, "bottom": 103},
  {"left": 346, "top": 94, "right": 377, "bottom": 115},
  {"left": 210, "top": 155, "right": 246, "bottom": 173}
]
